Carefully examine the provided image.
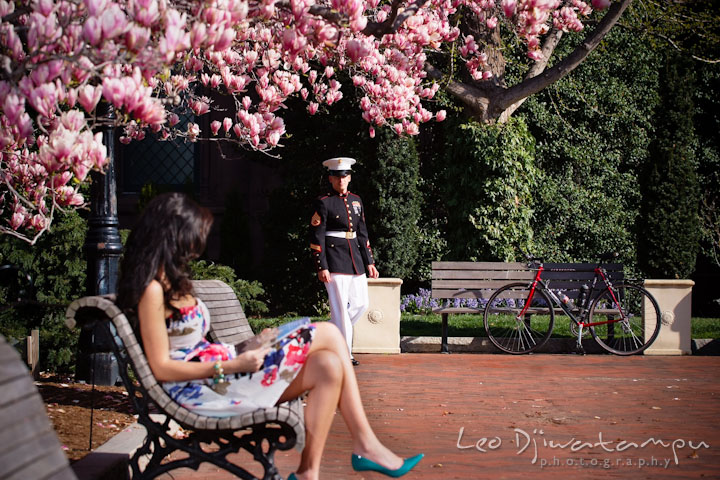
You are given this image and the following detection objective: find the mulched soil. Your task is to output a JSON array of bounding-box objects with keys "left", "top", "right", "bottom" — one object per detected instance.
[{"left": 36, "top": 373, "right": 137, "bottom": 462}]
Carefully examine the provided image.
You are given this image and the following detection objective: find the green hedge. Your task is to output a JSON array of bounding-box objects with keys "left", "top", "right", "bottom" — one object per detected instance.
[{"left": 0, "top": 210, "right": 87, "bottom": 373}]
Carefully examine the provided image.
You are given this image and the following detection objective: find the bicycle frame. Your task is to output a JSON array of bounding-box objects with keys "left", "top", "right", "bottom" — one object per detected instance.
[{"left": 517, "top": 263, "right": 628, "bottom": 349}]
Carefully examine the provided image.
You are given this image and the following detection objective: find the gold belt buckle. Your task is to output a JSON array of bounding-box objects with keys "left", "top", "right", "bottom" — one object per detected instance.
[{"left": 345, "top": 231, "right": 354, "bottom": 239}]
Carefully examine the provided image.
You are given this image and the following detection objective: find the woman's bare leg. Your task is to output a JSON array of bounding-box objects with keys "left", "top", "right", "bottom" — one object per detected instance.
[
  {"left": 277, "top": 348, "right": 343, "bottom": 480},
  {"left": 279, "top": 322, "right": 404, "bottom": 478}
]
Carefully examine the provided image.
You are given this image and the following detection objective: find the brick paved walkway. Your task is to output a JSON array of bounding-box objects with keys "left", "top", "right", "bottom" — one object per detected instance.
[{"left": 165, "top": 354, "right": 719, "bottom": 480}]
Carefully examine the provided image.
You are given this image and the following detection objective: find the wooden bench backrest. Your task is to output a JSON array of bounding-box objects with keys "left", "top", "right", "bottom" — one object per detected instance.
[
  {"left": 0, "top": 335, "right": 78, "bottom": 480},
  {"left": 193, "top": 279, "right": 255, "bottom": 345},
  {"left": 432, "top": 261, "right": 624, "bottom": 301}
]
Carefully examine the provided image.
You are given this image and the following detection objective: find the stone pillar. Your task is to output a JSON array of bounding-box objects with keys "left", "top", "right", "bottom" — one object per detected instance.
[
  {"left": 644, "top": 279, "right": 694, "bottom": 355},
  {"left": 352, "top": 278, "right": 402, "bottom": 354}
]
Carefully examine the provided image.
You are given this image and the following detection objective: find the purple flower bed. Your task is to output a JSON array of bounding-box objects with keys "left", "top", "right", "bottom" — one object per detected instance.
[{"left": 401, "top": 288, "right": 488, "bottom": 314}]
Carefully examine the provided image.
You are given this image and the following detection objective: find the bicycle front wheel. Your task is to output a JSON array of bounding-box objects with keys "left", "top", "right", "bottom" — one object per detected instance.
[
  {"left": 589, "top": 283, "right": 661, "bottom": 355},
  {"left": 483, "top": 283, "right": 555, "bottom": 354}
]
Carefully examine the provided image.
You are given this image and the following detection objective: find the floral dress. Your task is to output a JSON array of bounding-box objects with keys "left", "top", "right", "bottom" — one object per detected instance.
[{"left": 162, "top": 299, "right": 315, "bottom": 417}]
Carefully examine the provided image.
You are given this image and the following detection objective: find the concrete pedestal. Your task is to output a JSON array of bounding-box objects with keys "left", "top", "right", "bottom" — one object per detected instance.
[
  {"left": 352, "top": 278, "right": 402, "bottom": 354},
  {"left": 644, "top": 279, "right": 694, "bottom": 355}
]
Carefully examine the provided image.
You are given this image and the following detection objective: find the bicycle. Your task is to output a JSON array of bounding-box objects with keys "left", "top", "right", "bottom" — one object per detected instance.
[{"left": 482, "top": 253, "right": 662, "bottom": 355}]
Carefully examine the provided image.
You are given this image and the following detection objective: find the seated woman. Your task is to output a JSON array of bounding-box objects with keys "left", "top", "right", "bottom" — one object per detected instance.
[{"left": 117, "top": 193, "right": 422, "bottom": 480}]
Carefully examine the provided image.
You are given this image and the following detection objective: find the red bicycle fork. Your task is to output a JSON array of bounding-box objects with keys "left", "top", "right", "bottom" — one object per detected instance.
[{"left": 516, "top": 265, "right": 543, "bottom": 320}]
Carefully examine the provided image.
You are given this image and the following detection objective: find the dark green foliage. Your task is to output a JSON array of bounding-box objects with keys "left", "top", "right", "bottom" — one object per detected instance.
[
  {"left": 694, "top": 62, "right": 720, "bottom": 266},
  {"left": 0, "top": 210, "right": 87, "bottom": 372},
  {"left": 637, "top": 54, "right": 701, "bottom": 279},
  {"left": 361, "top": 128, "right": 422, "bottom": 280},
  {"left": 439, "top": 117, "right": 537, "bottom": 261},
  {"left": 691, "top": 62, "right": 720, "bottom": 316},
  {"left": 519, "top": 24, "right": 660, "bottom": 268},
  {"left": 189, "top": 260, "right": 268, "bottom": 316}
]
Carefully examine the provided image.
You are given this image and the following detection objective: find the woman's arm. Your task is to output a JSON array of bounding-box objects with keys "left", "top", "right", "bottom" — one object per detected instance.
[{"left": 138, "top": 280, "right": 269, "bottom": 382}]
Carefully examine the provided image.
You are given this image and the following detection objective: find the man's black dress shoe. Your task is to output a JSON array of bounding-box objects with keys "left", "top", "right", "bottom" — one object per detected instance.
[{"left": 351, "top": 358, "right": 360, "bottom": 366}]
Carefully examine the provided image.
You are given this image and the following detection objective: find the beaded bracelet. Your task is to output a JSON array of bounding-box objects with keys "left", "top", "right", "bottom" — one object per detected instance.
[{"left": 212, "top": 361, "right": 227, "bottom": 386}]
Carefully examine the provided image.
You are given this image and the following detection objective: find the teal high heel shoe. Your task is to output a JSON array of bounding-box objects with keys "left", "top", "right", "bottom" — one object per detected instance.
[{"left": 351, "top": 453, "right": 424, "bottom": 478}]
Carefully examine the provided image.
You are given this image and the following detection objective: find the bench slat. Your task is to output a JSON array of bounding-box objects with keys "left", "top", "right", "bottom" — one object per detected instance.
[
  {"left": 0, "top": 336, "right": 77, "bottom": 480},
  {"left": 432, "top": 261, "right": 527, "bottom": 270},
  {"left": 544, "top": 262, "right": 623, "bottom": 272},
  {"left": 0, "top": 430, "right": 74, "bottom": 480},
  {"left": 432, "top": 307, "right": 483, "bottom": 314}
]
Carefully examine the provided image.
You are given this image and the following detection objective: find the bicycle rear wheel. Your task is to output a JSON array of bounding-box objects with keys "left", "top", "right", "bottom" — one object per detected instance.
[
  {"left": 483, "top": 283, "right": 555, "bottom": 354},
  {"left": 589, "top": 283, "right": 661, "bottom": 355}
]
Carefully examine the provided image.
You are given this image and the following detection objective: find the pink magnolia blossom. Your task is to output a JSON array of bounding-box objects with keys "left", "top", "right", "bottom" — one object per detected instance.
[
  {"left": 190, "top": 99, "right": 210, "bottom": 116},
  {"left": 167, "top": 113, "right": 180, "bottom": 127},
  {"left": 592, "top": 0, "right": 611, "bottom": 9},
  {"left": 10, "top": 211, "right": 26, "bottom": 230},
  {"left": 102, "top": 77, "right": 126, "bottom": 108},
  {"left": 100, "top": 4, "right": 129, "bottom": 40},
  {"left": 502, "top": 0, "right": 517, "bottom": 17},
  {"left": 29, "top": 214, "right": 47, "bottom": 231},
  {"left": 3, "top": 93, "right": 24, "bottom": 125},
  {"left": 82, "top": 16, "right": 102, "bottom": 45},
  {"left": 187, "top": 122, "right": 200, "bottom": 141},
  {"left": 51, "top": 171, "right": 73, "bottom": 188},
  {"left": 85, "top": 0, "right": 108, "bottom": 18},
  {"left": 29, "top": 83, "right": 58, "bottom": 118},
  {"left": 0, "top": 0, "right": 602, "bottom": 243},
  {"left": 56, "top": 186, "right": 84, "bottom": 206},
  {"left": 78, "top": 84, "right": 102, "bottom": 113}
]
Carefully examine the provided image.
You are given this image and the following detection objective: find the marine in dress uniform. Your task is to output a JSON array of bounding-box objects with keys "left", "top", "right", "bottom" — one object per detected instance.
[{"left": 309, "top": 157, "right": 379, "bottom": 365}]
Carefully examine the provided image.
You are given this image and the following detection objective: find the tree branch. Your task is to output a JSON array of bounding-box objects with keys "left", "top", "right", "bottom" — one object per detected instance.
[
  {"left": 497, "top": 28, "right": 563, "bottom": 122},
  {"left": 425, "top": 62, "right": 495, "bottom": 121},
  {"left": 495, "top": 0, "right": 633, "bottom": 121},
  {"left": 364, "top": 0, "right": 432, "bottom": 38},
  {"left": 276, "top": 0, "right": 431, "bottom": 38},
  {"left": 652, "top": 30, "right": 720, "bottom": 64}
]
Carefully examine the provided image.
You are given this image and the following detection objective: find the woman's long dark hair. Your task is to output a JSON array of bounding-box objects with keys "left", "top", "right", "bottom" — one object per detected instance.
[{"left": 117, "top": 193, "right": 213, "bottom": 324}]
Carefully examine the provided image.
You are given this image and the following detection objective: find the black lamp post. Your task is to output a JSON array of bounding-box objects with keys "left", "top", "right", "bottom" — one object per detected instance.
[
  {"left": 84, "top": 103, "right": 123, "bottom": 296},
  {"left": 75, "top": 102, "right": 124, "bottom": 385}
]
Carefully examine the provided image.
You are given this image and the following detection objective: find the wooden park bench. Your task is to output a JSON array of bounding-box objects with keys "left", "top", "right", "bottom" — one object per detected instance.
[
  {"left": 431, "top": 261, "right": 624, "bottom": 352},
  {"left": 0, "top": 334, "right": 78, "bottom": 480},
  {"left": 65, "top": 279, "right": 304, "bottom": 480}
]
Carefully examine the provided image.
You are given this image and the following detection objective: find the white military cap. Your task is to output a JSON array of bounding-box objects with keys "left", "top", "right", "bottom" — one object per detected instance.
[{"left": 322, "top": 157, "right": 356, "bottom": 176}]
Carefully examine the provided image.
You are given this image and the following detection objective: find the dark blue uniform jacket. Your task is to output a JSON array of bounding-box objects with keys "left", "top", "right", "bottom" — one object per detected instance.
[{"left": 309, "top": 191, "right": 375, "bottom": 275}]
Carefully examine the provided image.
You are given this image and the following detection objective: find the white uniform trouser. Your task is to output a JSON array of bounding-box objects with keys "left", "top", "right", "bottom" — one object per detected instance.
[{"left": 325, "top": 273, "right": 369, "bottom": 356}]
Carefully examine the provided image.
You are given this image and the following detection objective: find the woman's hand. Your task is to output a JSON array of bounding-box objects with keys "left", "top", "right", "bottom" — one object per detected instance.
[{"left": 228, "top": 347, "right": 272, "bottom": 373}]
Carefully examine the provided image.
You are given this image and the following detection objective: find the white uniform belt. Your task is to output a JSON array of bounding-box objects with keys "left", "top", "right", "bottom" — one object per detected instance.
[{"left": 326, "top": 231, "right": 356, "bottom": 239}]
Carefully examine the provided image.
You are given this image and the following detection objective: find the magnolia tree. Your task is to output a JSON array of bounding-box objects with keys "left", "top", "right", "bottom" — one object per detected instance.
[{"left": 0, "top": 0, "right": 625, "bottom": 243}]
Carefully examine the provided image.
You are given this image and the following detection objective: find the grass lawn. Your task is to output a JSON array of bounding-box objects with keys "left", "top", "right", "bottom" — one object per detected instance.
[
  {"left": 250, "top": 315, "right": 720, "bottom": 339},
  {"left": 399, "top": 314, "right": 720, "bottom": 339}
]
